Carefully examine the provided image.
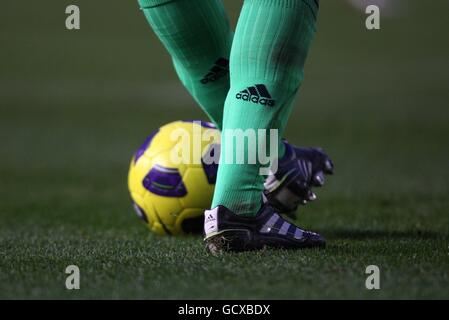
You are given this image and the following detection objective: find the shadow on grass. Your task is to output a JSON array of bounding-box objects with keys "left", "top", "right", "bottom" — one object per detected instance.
[{"left": 322, "top": 229, "right": 447, "bottom": 241}]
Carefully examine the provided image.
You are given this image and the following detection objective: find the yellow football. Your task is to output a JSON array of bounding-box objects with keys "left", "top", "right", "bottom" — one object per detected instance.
[{"left": 128, "top": 120, "right": 220, "bottom": 235}]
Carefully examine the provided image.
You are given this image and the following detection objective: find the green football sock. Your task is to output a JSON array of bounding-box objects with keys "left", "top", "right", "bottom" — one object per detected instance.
[
  {"left": 138, "top": 0, "right": 233, "bottom": 129},
  {"left": 211, "top": 0, "right": 319, "bottom": 216}
]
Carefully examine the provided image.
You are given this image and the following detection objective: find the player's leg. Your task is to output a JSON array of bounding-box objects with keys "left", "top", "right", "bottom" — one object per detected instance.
[
  {"left": 138, "top": 0, "right": 233, "bottom": 129},
  {"left": 205, "top": 0, "right": 323, "bottom": 252},
  {"left": 212, "top": 0, "right": 320, "bottom": 216},
  {"left": 139, "top": 0, "right": 333, "bottom": 218}
]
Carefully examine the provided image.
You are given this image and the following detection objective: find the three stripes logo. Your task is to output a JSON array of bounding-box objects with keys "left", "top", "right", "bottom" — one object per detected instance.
[
  {"left": 206, "top": 214, "right": 215, "bottom": 223},
  {"left": 201, "top": 58, "right": 229, "bottom": 84},
  {"left": 236, "top": 84, "right": 275, "bottom": 107}
]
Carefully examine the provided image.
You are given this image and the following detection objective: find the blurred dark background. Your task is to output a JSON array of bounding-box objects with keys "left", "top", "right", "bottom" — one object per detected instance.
[
  {"left": 2, "top": 0, "right": 447, "bottom": 225},
  {"left": 0, "top": 0, "right": 448, "bottom": 299}
]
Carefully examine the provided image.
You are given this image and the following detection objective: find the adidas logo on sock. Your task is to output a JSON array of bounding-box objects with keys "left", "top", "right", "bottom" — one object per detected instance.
[
  {"left": 236, "top": 84, "right": 275, "bottom": 107},
  {"left": 201, "top": 58, "right": 229, "bottom": 84}
]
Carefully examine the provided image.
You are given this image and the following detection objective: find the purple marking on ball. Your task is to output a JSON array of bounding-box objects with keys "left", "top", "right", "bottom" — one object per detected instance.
[
  {"left": 182, "top": 120, "right": 217, "bottom": 129},
  {"left": 143, "top": 165, "right": 187, "bottom": 197},
  {"left": 132, "top": 202, "right": 148, "bottom": 223},
  {"left": 201, "top": 144, "right": 220, "bottom": 184},
  {"left": 134, "top": 129, "right": 159, "bottom": 164}
]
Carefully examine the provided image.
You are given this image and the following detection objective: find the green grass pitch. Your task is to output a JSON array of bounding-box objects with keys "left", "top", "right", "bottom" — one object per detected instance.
[{"left": 0, "top": 1, "right": 448, "bottom": 299}]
